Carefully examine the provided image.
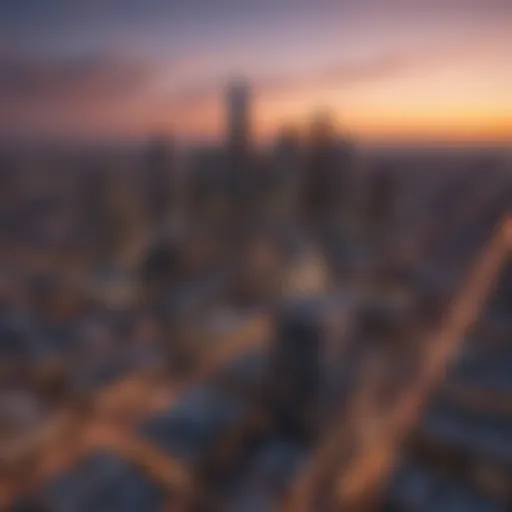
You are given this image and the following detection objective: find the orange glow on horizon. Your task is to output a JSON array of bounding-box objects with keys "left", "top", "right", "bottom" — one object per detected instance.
[{"left": 18, "top": 76, "right": 510, "bottom": 146}]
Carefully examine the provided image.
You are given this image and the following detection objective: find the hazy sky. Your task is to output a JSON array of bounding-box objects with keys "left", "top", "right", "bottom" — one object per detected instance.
[{"left": 1, "top": 0, "right": 511, "bottom": 144}]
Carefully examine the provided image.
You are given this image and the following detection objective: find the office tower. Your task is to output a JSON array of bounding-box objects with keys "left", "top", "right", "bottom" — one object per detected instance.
[
  {"left": 301, "top": 112, "right": 347, "bottom": 227},
  {"left": 226, "top": 80, "right": 251, "bottom": 171},
  {"left": 225, "top": 80, "right": 255, "bottom": 231},
  {"left": 271, "top": 299, "right": 323, "bottom": 439}
]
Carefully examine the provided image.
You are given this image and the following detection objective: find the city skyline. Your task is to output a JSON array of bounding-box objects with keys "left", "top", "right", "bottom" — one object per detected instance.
[{"left": 0, "top": 0, "right": 511, "bottom": 145}]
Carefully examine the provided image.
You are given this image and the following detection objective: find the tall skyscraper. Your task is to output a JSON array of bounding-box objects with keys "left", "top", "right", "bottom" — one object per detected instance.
[
  {"left": 225, "top": 80, "right": 254, "bottom": 230},
  {"left": 271, "top": 299, "right": 323, "bottom": 439},
  {"left": 301, "top": 112, "right": 339, "bottom": 225},
  {"left": 300, "top": 111, "right": 354, "bottom": 230},
  {"left": 226, "top": 80, "right": 251, "bottom": 171}
]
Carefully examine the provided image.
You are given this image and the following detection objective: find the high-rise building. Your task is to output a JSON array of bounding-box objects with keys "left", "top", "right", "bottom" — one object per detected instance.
[
  {"left": 225, "top": 80, "right": 255, "bottom": 230},
  {"left": 226, "top": 80, "right": 251, "bottom": 170},
  {"left": 301, "top": 112, "right": 349, "bottom": 227},
  {"left": 271, "top": 299, "right": 326, "bottom": 439}
]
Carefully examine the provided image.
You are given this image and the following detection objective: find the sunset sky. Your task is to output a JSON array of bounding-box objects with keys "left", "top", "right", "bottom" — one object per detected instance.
[{"left": 1, "top": 0, "right": 511, "bottom": 145}]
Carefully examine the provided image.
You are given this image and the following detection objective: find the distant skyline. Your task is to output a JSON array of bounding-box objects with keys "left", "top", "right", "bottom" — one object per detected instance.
[{"left": 1, "top": 0, "right": 511, "bottom": 145}]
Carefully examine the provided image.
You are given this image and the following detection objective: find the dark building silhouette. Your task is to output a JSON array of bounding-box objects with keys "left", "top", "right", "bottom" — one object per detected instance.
[
  {"left": 271, "top": 126, "right": 303, "bottom": 220},
  {"left": 271, "top": 299, "right": 323, "bottom": 439},
  {"left": 226, "top": 80, "right": 251, "bottom": 172},
  {"left": 301, "top": 112, "right": 350, "bottom": 228},
  {"left": 225, "top": 80, "right": 256, "bottom": 231}
]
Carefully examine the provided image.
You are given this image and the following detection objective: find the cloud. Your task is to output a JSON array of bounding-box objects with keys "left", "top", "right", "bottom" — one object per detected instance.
[
  {"left": 256, "top": 54, "right": 413, "bottom": 97},
  {"left": 0, "top": 52, "right": 159, "bottom": 105},
  {"left": 259, "top": 45, "right": 477, "bottom": 99},
  {"left": 0, "top": 51, "right": 169, "bottom": 139},
  {"left": 319, "top": 54, "right": 419, "bottom": 86},
  {"left": 163, "top": 47, "right": 461, "bottom": 112}
]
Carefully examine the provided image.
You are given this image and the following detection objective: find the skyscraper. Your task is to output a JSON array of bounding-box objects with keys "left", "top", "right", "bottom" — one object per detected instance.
[
  {"left": 225, "top": 79, "right": 254, "bottom": 230},
  {"left": 226, "top": 80, "right": 251, "bottom": 171},
  {"left": 301, "top": 112, "right": 339, "bottom": 226},
  {"left": 270, "top": 296, "right": 347, "bottom": 439}
]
